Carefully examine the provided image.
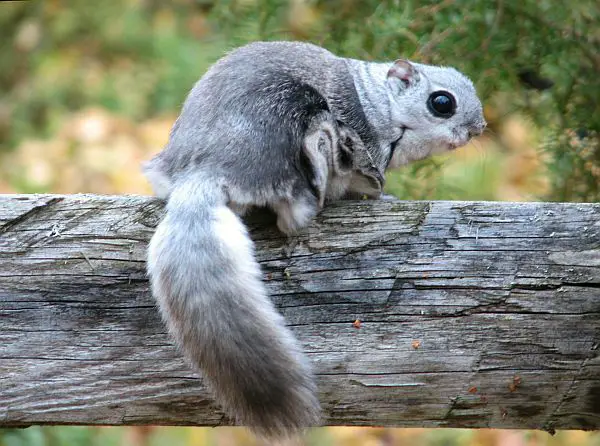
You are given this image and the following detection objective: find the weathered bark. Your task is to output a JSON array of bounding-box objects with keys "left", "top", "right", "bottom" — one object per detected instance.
[{"left": 0, "top": 194, "right": 598, "bottom": 432}]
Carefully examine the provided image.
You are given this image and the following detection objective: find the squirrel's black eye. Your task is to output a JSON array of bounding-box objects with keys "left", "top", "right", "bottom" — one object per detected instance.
[{"left": 427, "top": 91, "right": 456, "bottom": 118}]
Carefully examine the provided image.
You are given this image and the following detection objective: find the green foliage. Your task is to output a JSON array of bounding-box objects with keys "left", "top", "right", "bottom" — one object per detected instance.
[
  {"left": 1, "top": 1, "right": 227, "bottom": 149},
  {"left": 210, "top": 0, "right": 599, "bottom": 201},
  {"left": 1, "top": 0, "right": 598, "bottom": 201}
]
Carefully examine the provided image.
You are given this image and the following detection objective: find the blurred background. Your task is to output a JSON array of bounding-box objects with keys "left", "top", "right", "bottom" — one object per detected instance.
[{"left": 0, "top": 0, "right": 598, "bottom": 445}]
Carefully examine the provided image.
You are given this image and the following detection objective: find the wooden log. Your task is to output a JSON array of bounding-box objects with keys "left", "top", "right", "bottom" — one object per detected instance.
[{"left": 0, "top": 194, "right": 598, "bottom": 432}]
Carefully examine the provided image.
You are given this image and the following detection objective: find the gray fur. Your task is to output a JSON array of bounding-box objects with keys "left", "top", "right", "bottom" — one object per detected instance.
[
  {"left": 147, "top": 178, "right": 320, "bottom": 437},
  {"left": 144, "top": 41, "right": 485, "bottom": 437}
]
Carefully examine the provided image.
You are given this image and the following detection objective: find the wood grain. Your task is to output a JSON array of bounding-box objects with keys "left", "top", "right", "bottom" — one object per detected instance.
[{"left": 0, "top": 194, "right": 598, "bottom": 432}]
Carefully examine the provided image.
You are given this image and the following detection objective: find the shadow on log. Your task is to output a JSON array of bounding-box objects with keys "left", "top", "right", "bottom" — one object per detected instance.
[{"left": 0, "top": 194, "right": 598, "bottom": 432}]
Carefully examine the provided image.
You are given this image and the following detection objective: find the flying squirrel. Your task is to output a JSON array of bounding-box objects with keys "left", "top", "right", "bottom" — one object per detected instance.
[{"left": 143, "top": 40, "right": 486, "bottom": 438}]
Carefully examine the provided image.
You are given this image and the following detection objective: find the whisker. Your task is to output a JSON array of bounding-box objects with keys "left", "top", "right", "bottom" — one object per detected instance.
[
  {"left": 466, "top": 138, "right": 489, "bottom": 180},
  {"left": 483, "top": 127, "right": 498, "bottom": 137}
]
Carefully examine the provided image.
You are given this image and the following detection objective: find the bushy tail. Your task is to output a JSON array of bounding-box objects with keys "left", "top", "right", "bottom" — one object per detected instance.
[{"left": 147, "top": 179, "right": 320, "bottom": 437}]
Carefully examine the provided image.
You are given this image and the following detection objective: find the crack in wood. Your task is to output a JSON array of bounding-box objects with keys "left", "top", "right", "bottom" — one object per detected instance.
[
  {"left": 543, "top": 342, "right": 598, "bottom": 433},
  {"left": 0, "top": 197, "right": 64, "bottom": 235}
]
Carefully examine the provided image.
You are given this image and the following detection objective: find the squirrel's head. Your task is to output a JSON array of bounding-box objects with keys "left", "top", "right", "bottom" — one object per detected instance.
[{"left": 384, "top": 59, "right": 486, "bottom": 168}]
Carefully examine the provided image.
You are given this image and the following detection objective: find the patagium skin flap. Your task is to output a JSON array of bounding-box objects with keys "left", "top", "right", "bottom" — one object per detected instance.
[{"left": 143, "top": 40, "right": 486, "bottom": 437}]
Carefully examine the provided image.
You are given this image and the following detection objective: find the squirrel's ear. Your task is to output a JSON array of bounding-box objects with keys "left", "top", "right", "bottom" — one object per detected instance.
[{"left": 387, "top": 59, "right": 419, "bottom": 87}]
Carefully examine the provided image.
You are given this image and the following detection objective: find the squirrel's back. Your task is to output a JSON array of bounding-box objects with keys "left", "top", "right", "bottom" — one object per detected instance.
[{"left": 144, "top": 41, "right": 346, "bottom": 201}]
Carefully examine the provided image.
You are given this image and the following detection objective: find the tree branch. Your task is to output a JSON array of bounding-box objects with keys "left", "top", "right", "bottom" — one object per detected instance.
[{"left": 0, "top": 195, "right": 598, "bottom": 431}]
